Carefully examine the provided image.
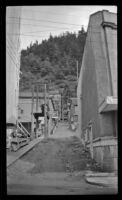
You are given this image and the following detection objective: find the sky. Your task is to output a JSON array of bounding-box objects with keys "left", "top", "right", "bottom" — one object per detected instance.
[{"left": 18, "top": 6, "right": 117, "bottom": 50}]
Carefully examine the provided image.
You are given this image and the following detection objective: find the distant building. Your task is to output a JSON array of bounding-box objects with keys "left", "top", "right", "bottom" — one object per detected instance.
[
  {"left": 18, "top": 92, "right": 46, "bottom": 132},
  {"left": 18, "top": 91, "right": 56, "bottom": 135},
  {"left": 68, "top": 98, "right": 78, "bottom": 130},
  {"left": 77, "top": 10, "right": 117, "bottom": 171},
  {"left": 49, "top": 92, "right": 61, "bottom": 120},
  {"left": 6, "top": 7, "right": 21, "bottom": 126}
]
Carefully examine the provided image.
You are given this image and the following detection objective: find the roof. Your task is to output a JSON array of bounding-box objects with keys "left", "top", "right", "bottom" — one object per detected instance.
[
  {"left": 49, "top": 90, "right": 60, "bottom": 95},
  {"left": 90, "top": 10, "right": 117, "bottom": 19},
  {"left": 19, "top": 91, "right": 60, "bottom": 98},
  {"left": 102, "top": 10, "right": 117, "bottom": 25},
  {"left": 19, "top": 91, "right": 46, "bottom": 98}
]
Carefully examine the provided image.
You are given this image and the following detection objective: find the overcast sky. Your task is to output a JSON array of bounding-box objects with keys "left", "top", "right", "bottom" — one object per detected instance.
[{"left": 18, "top": 6, "right": 117, "bottom": 50}]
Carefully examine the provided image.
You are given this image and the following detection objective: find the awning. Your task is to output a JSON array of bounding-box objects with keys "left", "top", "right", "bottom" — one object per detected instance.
[{"left": 99, "top": 96, "right": 118, "bottom": 113}]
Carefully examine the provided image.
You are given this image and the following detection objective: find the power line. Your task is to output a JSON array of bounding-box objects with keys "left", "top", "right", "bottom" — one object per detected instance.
[
  {"left": 6, "top": 45, "right": 19, "bottom": 65},
  {"left": 7, "top": 16, "right": 117, "bottom": 29},
  {"left": 7, "top": 32, "right": 51, "bottom": 38},
  {"left": 6, "top": 48, "right": 19, "bottom": 67},
  {"left": 7, "top": 26, "right": 115, "bottom": 36},
  {"left": 6, "top": 38, "right": 21, "bottom": 66},
  {"left": 7, "top": 32, "right": 116, "bottom": 43},
  {"left": 22, "top": 7, "right": 85, "bottom": 18},
  {"left": 6, "top": 21, "right": 117, "bottom": 35},
  {"left": 6, "top": 38, "right": 20, "bottom": 62},
  {"left": 6, "top": 38, "right": 21, "bottom": 64},
  {"left": 7, "top": 16, "right": 82, "bottom": 27},
  {"left": 7, "top": 21, "right": 80, "bottom": 30},
  {"left": 6, "top": 37, "right": 19, "bottom": 52},
  {"left": 19, "top": 27, "right": 78, "bottom": 34}
]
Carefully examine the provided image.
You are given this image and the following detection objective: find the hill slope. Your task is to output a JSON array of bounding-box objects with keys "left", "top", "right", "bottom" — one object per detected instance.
[{"left": 20, "top": 28, "right": 86, "bottom": 97}]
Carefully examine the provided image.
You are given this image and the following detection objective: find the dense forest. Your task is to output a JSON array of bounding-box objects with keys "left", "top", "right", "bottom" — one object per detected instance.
[{"left": 19, "top": 27, "right": 86, "bottom": 97}]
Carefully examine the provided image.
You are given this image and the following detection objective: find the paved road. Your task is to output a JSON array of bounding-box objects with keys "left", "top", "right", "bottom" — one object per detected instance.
[{"left": 7, "top": 122, "right": 118, "bottom": 195}]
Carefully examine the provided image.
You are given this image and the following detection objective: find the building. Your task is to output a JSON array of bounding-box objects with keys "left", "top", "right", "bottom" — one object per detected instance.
[
  {"left": 77, "top": 10, "right": 117, "bottom": 171},
  {"left": 6, "top": 6, "right": 21, "bottom": 126},
  {"left": 18, "top": 91, "right": 56, "bottom": 136},
  {"left": 18, "top": 91, "right": 47, "bottom": 132},
  {"left": 68, "top": 98, "right": 78, "bottom": 130},
  {"left": 6, "top": 7, "right": 22, "bottom": 149},
  {"left": 49, "top": 91, "right": 61, "bottom": 120}
]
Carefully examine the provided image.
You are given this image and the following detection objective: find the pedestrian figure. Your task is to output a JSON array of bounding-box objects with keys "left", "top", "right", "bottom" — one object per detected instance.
[{"left": 51, "top": 117, "right": 57, "bottom": 135}]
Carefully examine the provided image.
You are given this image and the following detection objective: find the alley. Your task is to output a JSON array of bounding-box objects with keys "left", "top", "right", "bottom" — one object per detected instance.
[{"left": 7, "top": 122, "right": 117, "bottom": 195}]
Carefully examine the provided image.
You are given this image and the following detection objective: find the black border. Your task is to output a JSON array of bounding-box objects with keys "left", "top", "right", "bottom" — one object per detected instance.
[{"left": 1, "top": 0, "right": 121, "bottom": 199}]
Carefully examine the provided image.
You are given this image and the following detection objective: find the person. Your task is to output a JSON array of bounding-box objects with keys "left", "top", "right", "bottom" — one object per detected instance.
[{"left": 50, "top": 117, "right": 56, "bottom": 135}]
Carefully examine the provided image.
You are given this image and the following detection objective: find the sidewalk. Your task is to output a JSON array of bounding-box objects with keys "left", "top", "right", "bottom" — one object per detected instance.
[
  {"left": 49, "top": 122, "right": 77, "bottom": 138},
  {"left": 7, "top": 135, "right": 44, "bottom": 167},
  {"left": 85, "top": 171, "right": 118, "bottom": 188}
]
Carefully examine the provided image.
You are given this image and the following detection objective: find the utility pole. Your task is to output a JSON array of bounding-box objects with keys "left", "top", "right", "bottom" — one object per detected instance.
[
  {"left": 76, "top": 60, "right": 79, "bottom": 83},
  {"left": 61, "top": 93, "right": 62, "bottom": 120},
  {"left": 44, "top": 83, "right": 48, "bottom": 138},
  {"left": 35, "top": 84, "right": 39, "bottom": 138},
  {"left": 36, "top": 84, "right": 39, "bottom": 112},
  {"left": 31, "top": 84, "right": 34, "bottom": 140}
]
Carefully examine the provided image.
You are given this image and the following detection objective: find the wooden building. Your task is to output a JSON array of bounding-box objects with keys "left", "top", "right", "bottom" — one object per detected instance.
[{"left": 6, "top": 6, "right": 21, "bottom": 126}]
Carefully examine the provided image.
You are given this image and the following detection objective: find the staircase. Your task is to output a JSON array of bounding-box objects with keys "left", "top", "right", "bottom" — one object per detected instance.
[
  {"left": 17, "top": 121, "right": 30, "bottom": 137},
  {"left": 10, "top": 121, "right": 31, "bottom": 151}
]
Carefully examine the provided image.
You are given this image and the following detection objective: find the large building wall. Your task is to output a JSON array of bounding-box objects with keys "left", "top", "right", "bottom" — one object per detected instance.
[
  {"left": 77, "top": 66, "right": 82, "bottom": 138},
  {"left": 102, "top": 12, "right": 117, "bottom": 97},
  {"left": 89, "top": 11, "right": 112, "bottom": 106},
  {"left": 6, "top": 6, "right": 21, "bottom": 125},
  {"left": 88, "top": 11, "right": 117, "bottom": 137},
  {"left": 77, "top": 10, "right": 117, "bottom": 171},
  {"left": 81, "top": 28, "right": 100, "bottom": 139}
]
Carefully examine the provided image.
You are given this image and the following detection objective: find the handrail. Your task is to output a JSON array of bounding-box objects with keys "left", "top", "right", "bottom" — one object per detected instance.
[
  {"left": 18, "top": 121, "right": 30, "bottom": 137},
  {"left": 17, "top": 124, "right": 26, "bottom": 137},
  {"left": 19, "top": 121, "right": 30, "bottom": 136}
]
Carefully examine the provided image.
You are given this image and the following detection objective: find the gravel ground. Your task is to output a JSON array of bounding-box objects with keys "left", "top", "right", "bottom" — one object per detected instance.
[
  {"left": 7, "top": 124, "right": 117, "bottom": 195},
  {"left": 20, "top": 136, "right": 95, "bottom": 174}
]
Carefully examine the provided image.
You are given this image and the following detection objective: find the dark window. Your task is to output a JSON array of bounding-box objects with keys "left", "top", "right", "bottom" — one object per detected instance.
[{"left": 21, "top": 109, "right": 24, "bottom": 114}]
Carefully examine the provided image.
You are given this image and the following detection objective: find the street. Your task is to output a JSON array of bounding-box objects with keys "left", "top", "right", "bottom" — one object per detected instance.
[{"left": 7, "top": 122, "right": 117, "bottom": 195}]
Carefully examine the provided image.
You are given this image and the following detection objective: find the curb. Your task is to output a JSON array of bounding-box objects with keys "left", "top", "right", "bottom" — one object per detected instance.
[{"left": 84, "top": 173, "right": 118, "bottom": 188}]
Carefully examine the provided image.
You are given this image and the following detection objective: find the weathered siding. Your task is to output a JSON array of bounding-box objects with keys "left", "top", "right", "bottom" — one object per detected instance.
[
  {"left": 77, "top": 10, "right": 117, "bottom": 171},
  {"left": 18, "top": 98, "right": 44, "bottom": 122},
  {"left": 77, "top": 69, "right": 82, "bottom": 137},
  {"left": 6, "top": 6, "right": 21, "bottom": 124},
  {"left": 81, "top": 26, "right": 100, "bottom": 139},
  {"left": 83, "top": 10, "right": 117, "bottom": 138},
  {"left": 103, "top": 20, "right": 117, "bottom": 96},
  {"left": 93, "top": 141, "right": 118, "bottom": 171},
  {"left": 89, "top": 11, "right": 112, "bottom": 106}
]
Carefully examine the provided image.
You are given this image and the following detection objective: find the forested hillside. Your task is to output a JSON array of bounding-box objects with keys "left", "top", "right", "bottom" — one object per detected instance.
[{"left": 20, "top": 27, "right": 86, "bottom": 97}]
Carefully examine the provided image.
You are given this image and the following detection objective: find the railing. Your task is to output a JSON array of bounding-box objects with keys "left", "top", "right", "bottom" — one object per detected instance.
[{"left": 17, "top": 121, "right": 30, "bottom": 137}]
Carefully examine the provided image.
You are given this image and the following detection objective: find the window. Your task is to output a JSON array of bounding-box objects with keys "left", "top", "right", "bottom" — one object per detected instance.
[{"left": 21, "top": 109, "right": 24, "bottom": 114}]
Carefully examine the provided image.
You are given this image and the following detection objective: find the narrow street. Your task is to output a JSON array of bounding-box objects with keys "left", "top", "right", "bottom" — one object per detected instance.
[
  {"left": 5, "top": 6, "right": 117, "bottom": 197},
  {"left": 7, "top": 122, "right": 117, "bottom": 195}
]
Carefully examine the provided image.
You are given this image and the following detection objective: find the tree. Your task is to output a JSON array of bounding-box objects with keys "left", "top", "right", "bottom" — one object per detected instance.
[{"left": 20, "top": 29, "right": 86, "bottom": 96}]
